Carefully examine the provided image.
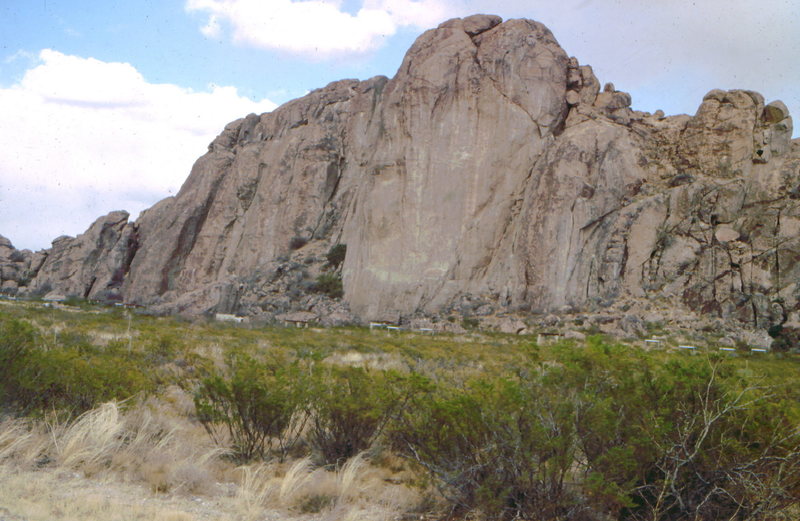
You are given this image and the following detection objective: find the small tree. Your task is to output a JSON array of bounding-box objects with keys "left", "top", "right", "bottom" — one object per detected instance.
[
  {"left": 313, "top": 273, "right": 343, "bottom": 299},
  {"left": 325, "top": 244, "right": 347, "bottom": 270}
]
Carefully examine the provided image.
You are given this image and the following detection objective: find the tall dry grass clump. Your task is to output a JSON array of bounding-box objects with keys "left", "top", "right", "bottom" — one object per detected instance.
[
  {"left": 0, "top": 417, "right": 48, "bottom": 465},
  {"left": 0, "top": 391, "right": 225, "bottom": 495},
  {"left": 114, "top": 396, "right": 226, "bottom": 494},
  {"left": 51, "top": 401, "right": 126, "bottom": 470},
  {"left": 334, "top": 451, "right": 367, "bottom": 502},
  {"left": 234, "top": 463, "right": 278, "bottom": 521},
  {"left": 278, "top": 456, "right": 315, "bottom": 505}
]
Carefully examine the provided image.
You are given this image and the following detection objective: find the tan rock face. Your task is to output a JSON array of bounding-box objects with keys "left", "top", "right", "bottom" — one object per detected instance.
[
  {"left": 25, "top": 211, "right": 136, "bottom": 300},
  {"left": 344, "top": 16, "right": 569, "bottom": 317},
  {"left": 0, "top": 235, "right": 31, "bottom": 293},
  {"left": 14, "top": 15, "right": 800, "bottom": 333}
]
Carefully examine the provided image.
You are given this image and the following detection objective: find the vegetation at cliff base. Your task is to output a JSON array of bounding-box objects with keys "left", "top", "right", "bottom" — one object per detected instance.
[{"left": 1, "top": 301, "right": 799, "bottom": 520}]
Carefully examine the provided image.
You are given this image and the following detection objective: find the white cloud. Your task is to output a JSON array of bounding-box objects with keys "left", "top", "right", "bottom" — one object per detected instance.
[
  {"left": 0, "top": 50, "right": 276, "bottom": 251},
  {"left": 201, "top": 14, "right": 223, "bottom": 38},
  {"left": 4, "top": 49, "right": 37, "bottom": 65},
  {"left": 185, "top": 0, "right": 450, "bottom": 57}
]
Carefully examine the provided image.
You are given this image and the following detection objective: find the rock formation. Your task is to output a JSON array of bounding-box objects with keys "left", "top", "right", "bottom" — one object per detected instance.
[
  {"left": 25, "top": 211, "right": 137, "bottom": 301},
  {"left": 0, "top": 235, "right": 33, "bottom": 293},
  {"left": 4, "top": 15, "right": 798, "bottom": 337}
]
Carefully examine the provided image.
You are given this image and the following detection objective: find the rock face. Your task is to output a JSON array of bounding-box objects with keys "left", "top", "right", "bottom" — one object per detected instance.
[
  {"left": 0, "top": 235, "right": 31, "bottom": 293},
  {"left": 25, "top": 211, "right": 138, "bottom": 301},
  {"left": 7, "top": 15, "right": 800, "bottom": 333},
  {"left": 344, "top": 17, "right": 569, "bottom": 317}
]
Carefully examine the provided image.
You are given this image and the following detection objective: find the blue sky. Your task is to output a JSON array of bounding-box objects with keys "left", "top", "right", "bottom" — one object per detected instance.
[{"left": 1, "top": 0, "right": 798, "bottom": 251}]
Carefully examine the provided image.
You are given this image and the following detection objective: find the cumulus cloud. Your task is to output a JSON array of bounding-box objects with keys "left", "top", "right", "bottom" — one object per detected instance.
[
  {"left": 185, "top": 0, "right": 450, "bottom": 57},
  {"left": 0, "top": 50, "right": 276, "bottom": 251}
]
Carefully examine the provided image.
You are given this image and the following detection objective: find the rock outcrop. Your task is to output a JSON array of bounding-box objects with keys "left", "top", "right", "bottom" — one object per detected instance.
[
  {"left": 25, "top": 211, "right": 138, "bottom": 301},
  {"left": 0, "top": 235, "right": 32, "bottom": 293},
  {"left": 6, "top": 15, "right": 799, "bottom": 335}
]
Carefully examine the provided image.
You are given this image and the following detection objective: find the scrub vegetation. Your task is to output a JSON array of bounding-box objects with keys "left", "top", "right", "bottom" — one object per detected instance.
[{"left": 0, "top": 299, "right": 799, "bottom": 520}]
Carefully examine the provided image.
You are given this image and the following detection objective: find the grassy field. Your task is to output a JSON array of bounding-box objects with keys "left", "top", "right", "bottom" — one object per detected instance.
[{"left": 1, "top": 299, "right": 799, "bottom": 520}]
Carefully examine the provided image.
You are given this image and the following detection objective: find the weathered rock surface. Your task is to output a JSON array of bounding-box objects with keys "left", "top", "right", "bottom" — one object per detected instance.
[
  {"left": 0, "top": 235, "right": 31, "bottom": 293},
  {"left": 24, "top": 211, "right": 137, "bottom": 301},
  {"left": 7, "top": 14, "right": 800, "bottom": 336}
]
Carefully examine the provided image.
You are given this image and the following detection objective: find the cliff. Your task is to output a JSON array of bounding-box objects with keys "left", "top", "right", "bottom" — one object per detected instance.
[{"left": 5, "top": 15, "right": 798, "bottom": 337}]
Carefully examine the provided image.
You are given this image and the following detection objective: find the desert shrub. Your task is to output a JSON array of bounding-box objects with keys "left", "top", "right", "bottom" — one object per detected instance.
[
  {"left": 194, "top": 355, "right": 310, "bottom": 462},
  {"left": 613, "top": 358, "right": 800, "bottom": 521},
  {"left": 556, "top": 342, "right": 800, "bottom": 521},
  {"left": 325, "top": 244, "right": 346, "bottom": 269},
  {"left": 1, "top": 316, "right": 153, "bottom": 415},
  {"left": 768, "top": 324, "right": 799, "bottom": 353},
  {"left": 0, "top": 317, "right": 35, "bottom": 366},
  {"left": 312, "top": 273, "right": 343, "bottom": 299},
  {"left": 10, "top": 349, "right": 152, "bottom": 415},
  {"left": 309, "top": 367, "right": 420, "bottom": 466},
  {"left": 392, "top": 339, "right": 800, "bottom": 520},
  {"left": 143, "top": 333, "right": 180, "bottom": 364},
  {"left": 393, "top": 373, "right": 584, "bottom": 520},
  {"left": 461, "top": 317, "right": 479, "bottom": 329},
  {"left": 0, "top": 318, "right": 37, "bottom": 405}
]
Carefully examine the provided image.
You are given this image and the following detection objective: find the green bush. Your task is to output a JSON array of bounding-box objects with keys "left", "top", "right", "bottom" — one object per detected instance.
[
  {"left": 393, "top": 374, "right": 582, "bottom": 520},
  {"left": 0, "top": 318, "right": 37, "bottom": 405},
  {"left": 16, "top": 348, "right": 152, "bottom": 414},
  {"left": 325, "top": 244, "right": 346, "bottom": 269},
  {"left": 1, "top": 316, "right": 152, "bottom": 415},
  {"left": 392, "top": 340, "right": 800, "bottom": 520},
  {"left": 312, "top": 273, "right": 343, "bottom": 299},
  {"left": 768, "top": 325, "right": 799, "bottom": 353},
  {"left": 194, "top": 355, "right": 309, "bottom": 462},
  {"left": 309, "top": 367, "right": 420, "bottom": 466}
]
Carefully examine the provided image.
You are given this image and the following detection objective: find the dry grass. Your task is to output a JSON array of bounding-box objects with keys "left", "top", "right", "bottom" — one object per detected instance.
[
  {"left": 233, "top": 464, "right": 276, "bottom": 521},
  {"left": 335, "top": 451, "right": 367, "bottom": 502},
  {"left": 51, "top": 402, "right": 126, "bottom": 471},
  {"left": 277, "top": 456, "right": 314, "bottom": 506},
  {"left": 0, "top": 466, "right": 212, "bottom": 521},
  {"left": 0, "top": 378, "right": 427, "bottom": 517},
  {"left": 0, "top": 417, "right": 47, "bottom": 466},
  {"left": 226, "top": 451, "right": 421, "bottom": 519},
  {"left": 0, "top": 398, "right": 423, "bottom": 521}
]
